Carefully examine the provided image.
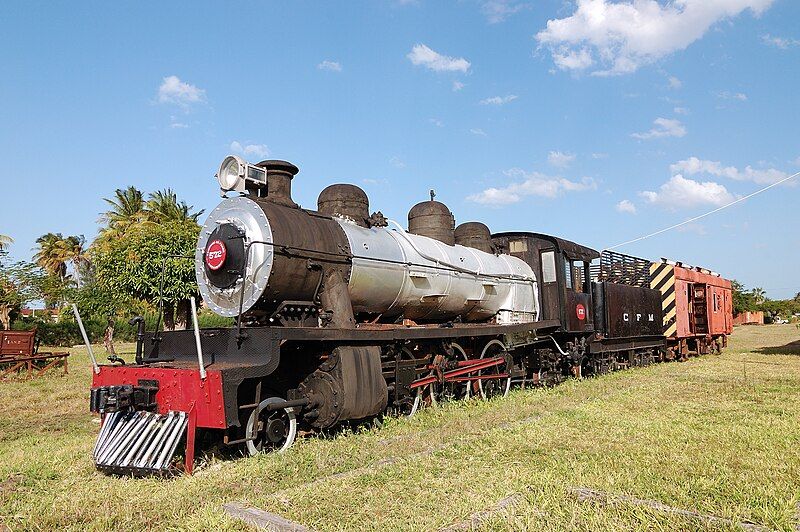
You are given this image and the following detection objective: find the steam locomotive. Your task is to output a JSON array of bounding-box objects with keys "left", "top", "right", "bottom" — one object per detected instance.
[{"left": 88, "top": 156, "right": 730, "bottom": 475}]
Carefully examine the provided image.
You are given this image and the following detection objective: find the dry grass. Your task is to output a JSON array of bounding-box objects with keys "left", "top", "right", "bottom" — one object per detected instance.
[{"left": 1, "top": 325, "right": 799, "bottom": 531}]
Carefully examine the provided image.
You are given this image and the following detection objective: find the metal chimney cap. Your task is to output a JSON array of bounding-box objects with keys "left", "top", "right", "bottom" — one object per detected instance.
[{"left": 255, "top": 159, "right": 299, "bottom": 177}]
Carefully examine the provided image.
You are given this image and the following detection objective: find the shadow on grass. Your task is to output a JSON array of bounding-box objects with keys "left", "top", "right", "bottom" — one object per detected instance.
[{"left": 755, "top": 339, "right": 800, "bottom": 356}]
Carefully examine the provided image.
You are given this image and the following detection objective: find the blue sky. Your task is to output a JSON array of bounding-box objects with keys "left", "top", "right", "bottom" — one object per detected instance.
[{"left": 1, "top": 0, "right": 798, "bottom": 298}]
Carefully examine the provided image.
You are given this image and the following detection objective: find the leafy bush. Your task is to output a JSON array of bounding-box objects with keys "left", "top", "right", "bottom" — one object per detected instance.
[
  {"left": 12, "top": 318, "right": 104, "bottom": 347},
  {"left": 11, "top": 309, "right": 234, "bottom": 347}
]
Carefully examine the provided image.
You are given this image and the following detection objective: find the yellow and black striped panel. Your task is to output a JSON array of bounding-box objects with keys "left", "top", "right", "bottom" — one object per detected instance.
[{"left": 650, "top": 262, "right": 677, "bottom": 337}]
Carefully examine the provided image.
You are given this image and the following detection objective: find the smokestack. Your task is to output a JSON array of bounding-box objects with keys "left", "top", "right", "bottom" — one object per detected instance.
[{"left": 256, "top": 159, "right": 299, "bottom": 207}]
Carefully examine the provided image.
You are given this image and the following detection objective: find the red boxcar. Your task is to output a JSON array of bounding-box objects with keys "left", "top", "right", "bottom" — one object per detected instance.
[{"left": 650, "top": 260, "right": 732, "bottom": 358}]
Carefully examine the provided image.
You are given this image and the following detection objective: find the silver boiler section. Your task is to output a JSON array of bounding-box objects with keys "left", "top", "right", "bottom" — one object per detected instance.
[
  {"left": 336, "top": 219, "right": 538, "bottom": 323},
  {"left": 196, "top": 158, "right": 539, "bottom": 324}
]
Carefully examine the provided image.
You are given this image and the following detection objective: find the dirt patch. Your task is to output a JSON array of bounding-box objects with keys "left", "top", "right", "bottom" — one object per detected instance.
[{"left": 0, "top": 474, "right": 22, "bottom": 502}]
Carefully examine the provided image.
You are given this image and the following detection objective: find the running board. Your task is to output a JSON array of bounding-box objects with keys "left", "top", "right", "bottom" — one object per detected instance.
[{"left": 93, "top": 410, "right": 188, "bottom": 475}]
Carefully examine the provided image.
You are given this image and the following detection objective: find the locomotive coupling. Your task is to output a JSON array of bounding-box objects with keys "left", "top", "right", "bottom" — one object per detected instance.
[{"left": 90, "top": 381, "right": 159, "bottom": 414}]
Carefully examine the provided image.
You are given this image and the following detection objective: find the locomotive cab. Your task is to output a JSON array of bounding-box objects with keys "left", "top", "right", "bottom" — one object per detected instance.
[{"left": 491, "top": 232, "right": 598, "bottom": 334}]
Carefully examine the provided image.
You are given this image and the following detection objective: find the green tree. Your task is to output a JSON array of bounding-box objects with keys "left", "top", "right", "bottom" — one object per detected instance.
[
  {"left": 70, "top": 278, "right": 131, "bottom": 354},
  {"left": 751, "top": 286, "right": 767, "bottom": 305},
  {"left": 731, "top": 280, "right": 757, "bottom": 315},
  {"left": 97, "top": 186, "right": 148, "bottom": 243},
  {"left": 146, "top": 189, "right": 203, "bottom": 224},
  {"left": 759, "top": 298, "right": 800, "bottom": 322},
  {"left": 0, "top": 252, "right": 44, "bottom": 330},
  {"left": 34, "top": 232, "right": 70, "bottom": 280},
  {"left": 92, "top": 221, "right": 199, "bottom": 331},
  {"left": 32, "top": 233, "right": 88, "bottom": 304}
]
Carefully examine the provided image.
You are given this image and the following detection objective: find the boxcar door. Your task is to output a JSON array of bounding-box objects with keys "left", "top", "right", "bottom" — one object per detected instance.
[{"left": 692, "top": 284, "right": 709, "bottom": 335}]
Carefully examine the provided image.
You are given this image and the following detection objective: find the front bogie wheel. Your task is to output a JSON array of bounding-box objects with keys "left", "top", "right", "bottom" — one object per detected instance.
[{"left": 245, "top": 397, "right": 298, "bottom": 456}]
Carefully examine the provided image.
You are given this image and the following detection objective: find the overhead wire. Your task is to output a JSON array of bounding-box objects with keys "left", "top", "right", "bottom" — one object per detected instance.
[{"left": 604, "top": 170, "right": 800, "bottom": 251}]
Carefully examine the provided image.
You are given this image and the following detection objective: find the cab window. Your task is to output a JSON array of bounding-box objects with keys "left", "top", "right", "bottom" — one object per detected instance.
[
  {"left": 541, "top": 250, "right": 557, "bottom": 283},
  {"left": 564, "top": 260, "right": 573, "bottom": 289},
  {"left": 509, "top": 240, "right": 528, "bottom": 253},
  {"left": 564, "top": 259, "right": 588, "bottom": 292},
  {"left": 572, "top": 261, "right": 585, "bottom": 292}
]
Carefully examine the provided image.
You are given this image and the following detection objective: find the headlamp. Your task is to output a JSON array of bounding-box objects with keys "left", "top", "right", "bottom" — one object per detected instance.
[{"left": 216, "top": 155, "right": 267, "bottom": 194}]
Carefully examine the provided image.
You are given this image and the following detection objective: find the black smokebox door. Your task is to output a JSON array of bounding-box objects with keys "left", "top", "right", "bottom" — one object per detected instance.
[{"left": 204, "top": 223, "right": 246, "bottom": 289}]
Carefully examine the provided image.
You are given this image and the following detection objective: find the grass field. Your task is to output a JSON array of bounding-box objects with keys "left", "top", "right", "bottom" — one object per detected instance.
[{"left": 1, "top": 325, "right": 799, "bottom": 531}]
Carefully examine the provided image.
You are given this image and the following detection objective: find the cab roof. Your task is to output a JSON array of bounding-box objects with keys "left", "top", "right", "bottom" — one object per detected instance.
[{"left": 492, "top": 231, "right": 600, "bottom": 262}]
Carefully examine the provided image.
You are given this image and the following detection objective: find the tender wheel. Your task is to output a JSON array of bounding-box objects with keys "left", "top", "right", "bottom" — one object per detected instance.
[
  {"left": 477, "top": 340, "right": 512, "bottom": 399},
  {"left": 246, "top": 397, "right": 297, "bottom": 456}
]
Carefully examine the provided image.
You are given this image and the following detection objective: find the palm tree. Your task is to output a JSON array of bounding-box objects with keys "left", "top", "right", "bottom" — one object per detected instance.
[
  {"left": 33, "top": 233, "right": 87, "bottom": 281},
  {"left": 751, "top": 287, "right": 767, "bottom": 305},
  {"left": 0, "top": 234, "right": 12, "bottom": 251},
  {"left": 98, "top": 186, "right": 148, "bottom": 237},
  {"left": 61, "top": 235, "right": 89, "bottom": 286},
  {"left": 146, "top": 188, "right": 203, "bottom": 224},
  {"left": 34, "top": 233, "right": 70, "bottom": 280}
]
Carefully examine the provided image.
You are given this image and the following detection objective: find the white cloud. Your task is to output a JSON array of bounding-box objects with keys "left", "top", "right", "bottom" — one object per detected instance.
[
  {"left": 429, "top": 118, "right": 444, "bottom": 127},
  {"left": 668, "top": 76, "right": 683, "bottom": 89},
  {"left": 536, "top": 0, "right": 774, "bottom": 76},
  {"left": 157, "top": 75, "right": 206, "bottom": 107},
  {"left": 481, "top": 0, "right": 528, "bottom": 23},
  {"left": 230, "top": 141, "right": 270, "bottom": 159},
  {"left": 716, "top": 90, "right": 748, "bottom": 101},
  {"left": 762, "top": 34, "right": 800, "bottom": 49},
  {"left": 673, "top": 106, "right": 690, "bottom": 115},
  {"left": 591, "top": 152, "right": 609, "bottom": 159},
  {"left": 616, "top": 199, "right": 637, "bottom": 214},
  {"left": 389, "top": 156, "right": 406, "bottom": 169},
  {"left": 480, "top": 94, "right": 518, "bottom": 105},
  {"left": 670, "top": 156, "right": 791, "bottom": 185},
  {"left": 631, "top": 117, "right": 686, "bottom": 140},
  {"left": 468, "top": 169, "right": 596, "bottom": 205},
  {"left": 548, "top": 150, "right": 576, "bottom": 168},
  {"left": 470, "top": 128, "right": 488, "bottom": 137},
  {"left": 317, "top": 60, "right": 342, "bottom": 72},
  {"left": 640, "top": 174, "right": 736, "bottom": 208},
  {"left": 452, "top": 81, "right": 465, "bottom": 92},
  {"left": 552, "top": 48, "right": 594, "bottom": 71},
  {"left": 407, "top": 44, "right": 471, "bottom": 73}
]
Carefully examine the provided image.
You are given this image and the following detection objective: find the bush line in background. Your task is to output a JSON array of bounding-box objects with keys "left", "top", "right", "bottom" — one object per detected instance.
[{"left": 11, "top": 311, "right": 234, "bottom": 347}]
